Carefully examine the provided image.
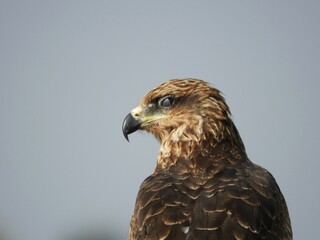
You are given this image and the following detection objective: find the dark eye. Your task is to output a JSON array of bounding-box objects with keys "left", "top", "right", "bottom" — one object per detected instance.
[{"left": 159, "top": 96, "right": 175, "bottom": 108}]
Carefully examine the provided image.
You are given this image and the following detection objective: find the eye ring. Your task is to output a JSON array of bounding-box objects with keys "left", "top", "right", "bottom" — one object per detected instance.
[{"left": 158, "top": 96, "right": 175, "bottom": 108}]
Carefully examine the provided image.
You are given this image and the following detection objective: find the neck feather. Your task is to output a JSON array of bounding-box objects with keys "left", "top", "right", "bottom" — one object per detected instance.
[{"left": 155, "top": 119, "right": 247, "bottom": 172}]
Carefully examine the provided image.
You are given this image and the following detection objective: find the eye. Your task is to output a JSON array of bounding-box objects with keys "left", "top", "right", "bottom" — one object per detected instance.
[{"left": 159, "top": 96, "right": 175, "bottom": 108}]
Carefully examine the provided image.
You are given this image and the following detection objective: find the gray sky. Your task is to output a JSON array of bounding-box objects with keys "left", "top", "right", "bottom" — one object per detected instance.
[{"left": 0, "top": 1, "right": 319, "bottom": 239}]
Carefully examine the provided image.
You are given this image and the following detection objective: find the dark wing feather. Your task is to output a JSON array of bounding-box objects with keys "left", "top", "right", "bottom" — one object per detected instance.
[{"left": 129, "top": 161, "right": 291, "bottom": 240}]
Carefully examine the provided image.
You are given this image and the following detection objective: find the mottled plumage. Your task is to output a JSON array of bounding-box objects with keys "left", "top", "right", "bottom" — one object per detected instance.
[{"left": 122, "top": 79, "right": 292, "bottom": 240}]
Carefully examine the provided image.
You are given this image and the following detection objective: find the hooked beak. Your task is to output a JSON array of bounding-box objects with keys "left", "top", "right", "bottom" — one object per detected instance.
[{"left": 122, "top": 113, "right": 142, "bottom": 142}]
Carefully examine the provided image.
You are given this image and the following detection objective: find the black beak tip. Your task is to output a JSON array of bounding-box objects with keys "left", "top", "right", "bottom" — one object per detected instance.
[
  {"left": 122, "top": 113, "right": 141, "bottom": 142},
  {"left": 123, "top": 130, "right": 130, "bottom": 142}
]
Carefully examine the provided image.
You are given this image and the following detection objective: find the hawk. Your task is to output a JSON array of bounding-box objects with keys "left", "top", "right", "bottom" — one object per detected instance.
[{"left": 122, "top": 79, "right": 292, "bottom": 240}]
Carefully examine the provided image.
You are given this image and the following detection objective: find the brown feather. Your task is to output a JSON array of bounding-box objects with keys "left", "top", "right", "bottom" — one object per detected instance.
[{"left": 126, "top": 79, "right": 292, "bottom": 240}]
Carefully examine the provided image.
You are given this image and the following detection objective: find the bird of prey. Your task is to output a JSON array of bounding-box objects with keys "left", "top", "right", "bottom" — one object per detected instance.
[{"left": 122, "top": 79, "right": 292, "bottom": 240}]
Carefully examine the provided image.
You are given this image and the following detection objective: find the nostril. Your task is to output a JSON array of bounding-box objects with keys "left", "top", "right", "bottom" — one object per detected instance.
[
  {"left": 131, "top": 106, "right": 143, "bottom": 119},
  {"left": 133, "top": 112, "right": 140, "bottom": 118}
]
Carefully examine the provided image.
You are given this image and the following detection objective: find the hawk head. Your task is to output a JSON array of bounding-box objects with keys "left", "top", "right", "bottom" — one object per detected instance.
[{"left": 122, "top": 79, "right": 243, "bottom": 147}]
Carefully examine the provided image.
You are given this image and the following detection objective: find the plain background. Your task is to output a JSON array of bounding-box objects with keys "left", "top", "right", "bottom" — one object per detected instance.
[{"left": 1, "top": 1, "right": 319, "bottom": 239}]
